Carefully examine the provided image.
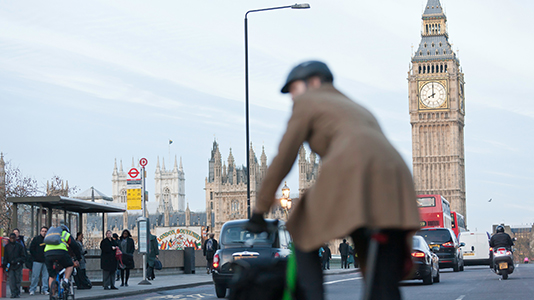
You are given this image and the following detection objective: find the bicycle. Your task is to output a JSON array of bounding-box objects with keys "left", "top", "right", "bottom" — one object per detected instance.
[{"left": 49, "top": 261, "right": 75, "bottom": 300}]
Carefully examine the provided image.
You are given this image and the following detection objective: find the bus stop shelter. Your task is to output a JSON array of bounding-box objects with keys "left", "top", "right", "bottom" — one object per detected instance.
[{"left": 7, "top": 196, "right": 126, "bottom": 239}]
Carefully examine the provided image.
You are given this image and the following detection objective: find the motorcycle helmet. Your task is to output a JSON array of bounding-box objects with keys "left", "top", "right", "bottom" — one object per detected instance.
[
  {"left": 281, "top": 60, "right": 333, "bottom": 94},
  {"left": 496, "top": 225, "right": 505, "bottom": 233}
]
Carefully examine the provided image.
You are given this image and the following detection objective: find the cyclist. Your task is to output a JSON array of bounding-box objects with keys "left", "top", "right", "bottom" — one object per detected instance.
[
  {"left": 248, "top": 61, "right": 420, "bottom": 300},
  {"left": 44, "top": 224, "right": 82, "bottom": 295}
]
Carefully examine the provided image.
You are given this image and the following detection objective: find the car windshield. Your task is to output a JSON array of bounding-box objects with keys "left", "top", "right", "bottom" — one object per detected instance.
[
  {"left": 412, "top": 236, "right": 429, "bottom": 250},
  {"left": 417, "top": 230, "right": 452, "bottom": 244},
  {"left": 221, "top": 225, "right": 273, "bottom": 245}
]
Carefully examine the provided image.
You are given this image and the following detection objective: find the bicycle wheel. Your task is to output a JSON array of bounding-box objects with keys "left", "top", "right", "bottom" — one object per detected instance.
[{"left": 49, "top": 281, "right": 59, "bottom": 300}]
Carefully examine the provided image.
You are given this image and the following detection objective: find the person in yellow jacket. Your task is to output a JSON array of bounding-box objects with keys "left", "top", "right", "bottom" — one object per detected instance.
[{"left": 44, "top": 224, "right": 81, "bottom": 295}]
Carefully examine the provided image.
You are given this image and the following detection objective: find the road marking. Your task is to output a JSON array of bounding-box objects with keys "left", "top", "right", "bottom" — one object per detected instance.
[
  {"left": 455, "top": 295, "right": 466, "bottom": 300},
  {"left": 324, "top": 277, "right": 362, "bottom": 285},
  {"left": 516, "top": 264, "right": 519, "bottom": 268}
]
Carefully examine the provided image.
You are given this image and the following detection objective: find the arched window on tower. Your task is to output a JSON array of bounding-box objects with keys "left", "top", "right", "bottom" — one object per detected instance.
[
  {"left": 439, "top": 24, "right": 441, "bottom": 34},
  {"left": 445, "top": 64, "right": 448, "bottom": 73},
  {"left": 163, "top": 187, "right": 170, "bottom": 205},
  {"left": 120, "top": 189, "right": 126, "bottom": 203},
  {"left": 440, "top": 64, "right": 443, "bottom": 73},
  {"left": 432, "top": 65, "right": 435, "bottom": 73},
  {"left": 418, "top": 65, "right": 421, "bottom": 74},
  {"left": 426, "top": 24, "right": 429, "bottom": 35}
]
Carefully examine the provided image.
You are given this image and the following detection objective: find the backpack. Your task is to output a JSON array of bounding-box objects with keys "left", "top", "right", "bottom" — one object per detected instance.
[
  {"left": 319, "top": 247, "right": 324, "bottom": 258},
  {"left": 206, "top": 239, "right": 214, "bottom": 252},
  {"left": 44, "top": 227, "right": 63, "bottom": 245}
]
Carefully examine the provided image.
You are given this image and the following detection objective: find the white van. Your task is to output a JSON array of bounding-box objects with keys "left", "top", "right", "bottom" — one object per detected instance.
[{"left": 459, "top": 232, "right": 491, "bottom": 266}]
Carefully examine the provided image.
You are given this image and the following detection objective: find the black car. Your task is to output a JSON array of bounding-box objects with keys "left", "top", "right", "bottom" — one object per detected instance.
[
  {"left": 416, "top": 228, "right": 465, "bottom": 272},
  {"left": 211, "top": 219, "right": 292, "bottom": 298},
  {"left": 409, "top": 235, "right": 440, "bottom": 284}
]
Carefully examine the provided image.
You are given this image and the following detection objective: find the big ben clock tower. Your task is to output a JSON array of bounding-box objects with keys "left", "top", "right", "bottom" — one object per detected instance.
[{"left": 408, "top": 0, "right": 466, "bottom": 218}]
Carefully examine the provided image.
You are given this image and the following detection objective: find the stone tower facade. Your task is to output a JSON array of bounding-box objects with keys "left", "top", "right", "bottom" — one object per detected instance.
[
  {"left": 154, "top": 156, "right": 186, "bottom": 212},
  {"left": 408, "top": 0, "right": 466, "bottom": 217},
  {"left": 298, "top": 146, "right": 320, "bottom": 197},
  {"left": 112, "top": 158, "right": 131, "bottom": 205},
  {"left": 205, "top": 140, "right": 267, "bottom": 236}
]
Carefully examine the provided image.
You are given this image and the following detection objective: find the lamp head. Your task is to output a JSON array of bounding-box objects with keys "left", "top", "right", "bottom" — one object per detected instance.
[
  {"left": 291, "top": 3, "right": 310, "bottom": 9},
  {"left": 282, "top": 182, "right": 290, "bottom": 199}
]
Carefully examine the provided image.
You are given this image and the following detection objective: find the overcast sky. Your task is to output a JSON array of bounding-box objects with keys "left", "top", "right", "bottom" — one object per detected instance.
[{"left": 1, "top": 0, "right": 533, "bottom": 233}]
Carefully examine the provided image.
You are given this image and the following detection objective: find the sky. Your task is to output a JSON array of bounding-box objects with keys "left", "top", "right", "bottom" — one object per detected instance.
[{"left": 1, "top": 0, "right": 534, "bottom": 233}]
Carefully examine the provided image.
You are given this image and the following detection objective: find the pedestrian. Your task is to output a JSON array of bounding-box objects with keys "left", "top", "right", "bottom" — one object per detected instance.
[
  {"left": 246, "top": 61, "right": 420, "bottom": 300},
  {"left": 203, "top": 233, "right": 218, "bottom": 274},
  {"left": 322, "top": 244, "right": 331, "bottom": 270},
  {"left": 29, "top": 226, "right": 49, "bottom": 295},
  {"left": 74, "top": 232, "right": 92, "bottom": 290},
  {"left": 339, "top": 239, "right": 349, "bottom": 269},
  {"left": 119, "top": 229, "right": 135, "bottom": 287},
  {"left": 4, "top": 232, "right": 26, "bottom": 298},
  {"left": 347, "top": 245, "right": 355, "bottom": 268},
  {"left": 146, "top": 232, "right": 159, "bottom": 280},
  {"left": 112, "top": 233, "right": 121, "bottom": 281},
  {"left": 100, "top": 230, "right": 119, "bottom": 290},
  {"left": 12, "top": 228, "right": 26, "bottom": 250}
]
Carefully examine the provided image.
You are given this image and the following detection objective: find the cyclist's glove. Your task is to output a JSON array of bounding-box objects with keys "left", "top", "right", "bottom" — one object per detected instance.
[{"left": 245, "top": 212, "right": 268, "bottom": 233}]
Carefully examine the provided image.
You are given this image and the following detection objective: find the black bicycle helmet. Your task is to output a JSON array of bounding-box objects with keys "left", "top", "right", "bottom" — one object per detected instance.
[
  {"left": 281, "top": 60, "right": 333, "bottom": 93},
  {"left": 496, "top": 225, "right": 505, "bottom": 233}
]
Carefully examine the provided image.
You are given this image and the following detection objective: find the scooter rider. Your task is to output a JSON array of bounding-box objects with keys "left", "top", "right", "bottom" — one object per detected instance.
[{"left": 490, "top": 225, "right": 514, "bottom": 250}]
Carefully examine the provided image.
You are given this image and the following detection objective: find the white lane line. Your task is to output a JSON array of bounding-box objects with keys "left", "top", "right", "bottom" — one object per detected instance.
[
  {"left": 455, "top": 295, "right": 465, "bottom": 300},
  {"left": 324, "top": 277, "right": 362, "bottom": 285},
  {"left": 515, "top": 264, "right": 519, "bottom": 268}
]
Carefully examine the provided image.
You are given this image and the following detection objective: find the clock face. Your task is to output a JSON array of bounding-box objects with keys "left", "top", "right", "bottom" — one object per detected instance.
[{"left": 420, "top": 82, "right": 446, "bottom": 108}]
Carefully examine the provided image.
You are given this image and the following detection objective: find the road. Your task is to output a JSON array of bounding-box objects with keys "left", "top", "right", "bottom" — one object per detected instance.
[{"left": 115, "top": 264, "right": 534, "bottom": 300}]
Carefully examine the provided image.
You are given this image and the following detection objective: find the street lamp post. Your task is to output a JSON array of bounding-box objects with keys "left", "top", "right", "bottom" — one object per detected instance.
[
  {"left": 280, "top": 182, "right": 292, "bottom": 220},
  {"left": 245, "top": 3, "right": 310, "bottom": 219}
]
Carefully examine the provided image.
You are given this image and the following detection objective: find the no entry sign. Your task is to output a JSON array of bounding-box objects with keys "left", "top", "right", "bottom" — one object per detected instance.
[{"left": 128, "top": 168, "right": 140, "bottom": 178}]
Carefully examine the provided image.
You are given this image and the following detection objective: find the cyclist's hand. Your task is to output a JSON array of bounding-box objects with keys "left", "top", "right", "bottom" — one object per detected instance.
[
  {"left": 73, "top": 261, "right": 80, "bottom": 268},
  {"left": 245, "top": 212, "right": 268, "bottom": 233}
]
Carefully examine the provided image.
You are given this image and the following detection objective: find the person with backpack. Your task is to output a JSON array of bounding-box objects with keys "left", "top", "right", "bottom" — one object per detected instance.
[
  {"left": 322, "top": 244, "right": 332, "bottom": 270},
  {"left": 29, "top": 226, "right": 49, "bottom": 295},
  {"left": 44, "top": 224, "right": 81, "bottom": 297},
  {"left": 203, "top": 234, "right": 218, "bottom": 274}
]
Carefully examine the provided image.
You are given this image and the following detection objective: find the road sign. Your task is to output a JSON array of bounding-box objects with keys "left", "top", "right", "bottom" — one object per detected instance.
[
  {"left": 128, "top": 168, "right": 140, "bottom": 178},
  {"left": 127, "top": 188, "right": 142, "bottom": 210},
  {"left": 140, "top": 158, "right": 148, "bottom": 167},
  {"left": 127, "top": 180, "right": 142, "bottom": 186}
]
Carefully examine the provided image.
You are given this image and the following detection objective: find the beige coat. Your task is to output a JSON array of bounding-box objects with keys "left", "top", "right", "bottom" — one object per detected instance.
[{"left": 256, "top": 84, "right": 420, "bottom": 252}]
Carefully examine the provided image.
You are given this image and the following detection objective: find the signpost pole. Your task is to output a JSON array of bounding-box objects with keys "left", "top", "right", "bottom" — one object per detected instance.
[{"left": 138, "top": 160, "right": 151, "bottom": 285}]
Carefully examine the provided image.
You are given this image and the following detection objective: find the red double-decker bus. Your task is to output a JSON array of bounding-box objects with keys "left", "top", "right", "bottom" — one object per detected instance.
[
  {"left": 451, "top": 211, "right": 467, "bottom": 238},
  {"left": 417, "top": 194, "right": 452, "bottom": 229}
]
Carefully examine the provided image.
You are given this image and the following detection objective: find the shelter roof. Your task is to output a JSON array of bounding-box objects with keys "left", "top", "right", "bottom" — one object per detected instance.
[{"left": 7, "top": 196, "right": 125, "bottom": 213}]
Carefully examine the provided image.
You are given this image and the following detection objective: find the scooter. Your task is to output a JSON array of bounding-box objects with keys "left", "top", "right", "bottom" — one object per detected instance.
[{"left": 492, "top": 247, "right": 514, "bottom": 280}]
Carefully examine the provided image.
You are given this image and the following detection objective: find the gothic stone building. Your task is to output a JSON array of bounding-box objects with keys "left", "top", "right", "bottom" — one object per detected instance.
[
  {"left": 408, "top": 0, "right": 467, "bottom": 217},
  {"left": 205, "top": 141, "right": 267, "bottom": 237}
]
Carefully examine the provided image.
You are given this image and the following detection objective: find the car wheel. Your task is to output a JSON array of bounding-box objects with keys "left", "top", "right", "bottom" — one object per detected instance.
[
  {"left": 433, "top": 264, "right": 440, "bottom": 283},
  {"left": 423, "top": 271, "right": 433, "bottom": 285},
  {"left": 453, "top": 259, "right": 460, "bottom": 272},
  {"left": 215, "top": 284, "right": 227, "bottom": 298}
]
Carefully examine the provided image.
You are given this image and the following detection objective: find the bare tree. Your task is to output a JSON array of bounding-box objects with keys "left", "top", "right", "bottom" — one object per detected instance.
[
  {"left": 0, "top": 160, "right": 41, "bottom": 235},
  {"left": 46, "top": 175, "right": 79, "bottom": 197}
]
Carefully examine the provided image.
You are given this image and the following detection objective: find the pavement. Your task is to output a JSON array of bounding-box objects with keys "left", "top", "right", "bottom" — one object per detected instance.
[{"left": 5, "top": 267, "right": 359, "bottom": 300}]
